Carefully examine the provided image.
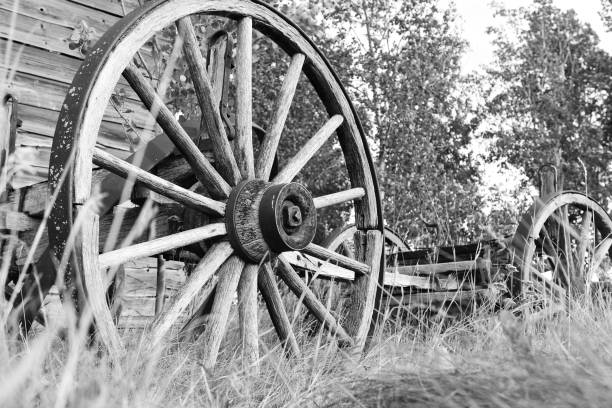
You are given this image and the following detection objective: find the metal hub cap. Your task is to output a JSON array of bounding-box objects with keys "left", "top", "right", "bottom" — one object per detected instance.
[{"left": 225, "top": 180, "right": 317, "bottom": 262}]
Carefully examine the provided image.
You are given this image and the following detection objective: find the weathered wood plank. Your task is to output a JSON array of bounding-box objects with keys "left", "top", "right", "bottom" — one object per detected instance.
[
  {"left": 389, "top": 259, "right": 491, "bottom": 277},
  {"left": 0, "top": 0, "right": 118, "bottom": 37},
  {"left": 16, "top": 105, "right": 142, "bottom": 150},
  {"left": 0, "top": 39, "right": 140, "bottom": 99},
  {"left": 7, "top": 71, "right": 154, "bottom": 129},
  {"left": 0, "top": 8, "right": 91, "bottom": 59},
  {"left": 68, "top": 0, "right": 141, "bottom": 18}
]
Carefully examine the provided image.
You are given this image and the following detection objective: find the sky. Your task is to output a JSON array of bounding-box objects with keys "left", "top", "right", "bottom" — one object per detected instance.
[{"left": 455, "top": 0, "right": 612, "bottom": 72}]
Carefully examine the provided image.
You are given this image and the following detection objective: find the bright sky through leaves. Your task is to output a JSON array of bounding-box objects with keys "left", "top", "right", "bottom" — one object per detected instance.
[{"left": 455, "top": 0, "right": 612, "bottom": 72}]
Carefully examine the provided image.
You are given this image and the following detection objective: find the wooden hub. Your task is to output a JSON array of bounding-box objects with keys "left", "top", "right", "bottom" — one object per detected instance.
[{"left": 226, "top": 180, "right": 317, "bottom": 262}]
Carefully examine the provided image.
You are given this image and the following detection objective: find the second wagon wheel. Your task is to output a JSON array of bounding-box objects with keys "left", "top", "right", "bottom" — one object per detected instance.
[
  {"left": 511, "top": 191, "right": 612, "bottom": 303},
  {"left": 47, "top": 0, "right": 384, "bottom": 368},
  {"left": 325, "top": 224, "right": 409, "bottom": 258}
]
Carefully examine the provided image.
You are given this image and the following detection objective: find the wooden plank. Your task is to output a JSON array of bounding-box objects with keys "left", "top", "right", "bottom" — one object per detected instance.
[
  {"left": 384, "top": 272, "right": 460, "bottom": 290},
  {"left": 7, "top": 71, "right": 153, "bottom": 129},
  {"left": 0, "top": 209, "right": 38, "bottom": 231},
  {"left": 388, "top": 288, "right": 490, "bottom": 307},
  {"left": 390, "top": 259, "right": 490, "bottom": 277},
  {"left": 69, "top": 0, "right": 141, "bottom": 18},
  {"left": 15, "top": 133, "right": 132, "bottom": 168},
  {"left": 16, "top": 105, "right": 143, "bottom": 150},
  {"left": 0, "top": 8, "right": 90, "bottom": 59},
  {"left": 0, "top": 39, "right": 140, "bottom": 99},
  {"left": 0, "top": 0, "right": 118, "bottom": 37}
]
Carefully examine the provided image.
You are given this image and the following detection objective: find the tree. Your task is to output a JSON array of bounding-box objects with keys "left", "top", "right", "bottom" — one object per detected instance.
[
  {"left": 485, "top": 0, "right": 612, "bottom": 206},
  {"left": 319, "top": 0, "right": 484, "bottom": 244}
]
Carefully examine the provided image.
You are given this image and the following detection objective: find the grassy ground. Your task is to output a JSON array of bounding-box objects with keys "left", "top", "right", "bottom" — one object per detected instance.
[{"left": 2, "top": 296, "right": 612, "bottom": 407}]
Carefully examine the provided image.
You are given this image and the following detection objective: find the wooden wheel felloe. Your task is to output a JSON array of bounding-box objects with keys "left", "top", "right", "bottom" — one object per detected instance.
[
  {"left": 47, "top": 0, "right": 384, "bottom": 367},
  {"left": 511, "top": 191, "right": 612, "bottom": 302},
  {"left": 324, "top": 224, "right": 409, "bottom": 257}
]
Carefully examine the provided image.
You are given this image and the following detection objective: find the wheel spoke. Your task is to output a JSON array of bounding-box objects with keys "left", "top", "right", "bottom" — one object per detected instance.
[
  {"left": 238, "top": 262, "right": 259, "bottom": 369},
  {"left": 258, "top": 262, "right": 301, "bottom": 357},
  {"left": 529, "top": 264, "right": 568, "bottom": 301},
  {"left": 176, "top": 17, "right": 241, "bottom": 186},
  {"left": 200, "top": 255, "right": 245, "bottom": 369},
  {"left": 276, "top": 255, "right": 353, "bottom": 345},
  {"left": 235, "top": 17, "right": 255, "bottom": 179},
  {"left": 256, "top": 53, "right": 305, "bottom": 180},
  {"left": 282, "top": 250, "right": 354, "bottom": 280},
  {"left": 591, "top": 236, "right": 612, "bottom": 272},
  {"left": 273, "top": 115, "right": 344, "bottom": 184},
  {"left": 313, "top": 187, "right": 365, "bottom": 209},
  {"left": 149, "top": 241, "right": 233, "bottom": 344},
  {"left": 576, "top": 210, "right": 593, "bottom": 277},
  {"left": 93, "top": 147, "right": 225, "bottom": 216},
  {"left": 178, "top": 275, "right": 218, "bottom": 342},
  {"left": 123, "top": 64, "right": 231, "bottom": 198},
  {"left": 98, "top": 224, "right": 226, "bottom": 269},
  {"left": 541, "top": 224, "right": 570, "bottom": 287},
  {"left": 303, "top": 243, "right": 369, "bottom": 275}
]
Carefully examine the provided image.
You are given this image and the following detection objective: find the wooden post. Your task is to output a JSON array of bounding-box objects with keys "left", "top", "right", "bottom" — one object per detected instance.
[
  {"left": 155, "top": 255, "right": 166, "bottom": 315},
  {"left": 539, "top": 165, "right": 557, "bottom": 200},
  {"left": 1, "top": 95, "right": 17, "bottom": 199}
]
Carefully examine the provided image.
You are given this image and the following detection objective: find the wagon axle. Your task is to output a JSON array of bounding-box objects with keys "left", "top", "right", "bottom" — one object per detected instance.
[{"left": 226, "top": 180, "right": 317, "bottom": 262}]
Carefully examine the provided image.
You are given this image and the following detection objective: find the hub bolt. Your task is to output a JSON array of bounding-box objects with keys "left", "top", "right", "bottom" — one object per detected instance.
[{"left": 283, "top": 205, "right": 302, "bottom": 228}]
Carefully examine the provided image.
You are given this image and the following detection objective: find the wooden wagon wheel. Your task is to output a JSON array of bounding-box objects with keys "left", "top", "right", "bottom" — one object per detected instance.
[
  {"left": 324, "top": 224, "right": 409, "bottom": 257},
  {"left": 47, "top": 0, "right": 384, "bottom": 368},
  {"left": 511, "top": 191, "right": 612, "bottom": 303}
]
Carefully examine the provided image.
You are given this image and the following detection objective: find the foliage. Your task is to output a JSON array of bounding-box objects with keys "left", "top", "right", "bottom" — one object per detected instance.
[
  {"left": 485, "top": 0, "right": 612, "bottom": 206},
  {"left": 283, "top": 0, "right": 486, "bottom": 244}
]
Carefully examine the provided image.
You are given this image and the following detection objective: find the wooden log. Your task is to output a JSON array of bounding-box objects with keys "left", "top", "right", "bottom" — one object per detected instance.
[
  {"left": 273, "top": 115, "right": 343, "bottom": 184},
  {"left": 234, "top": 17, "right": 254, "bottom": 179},
  {"left": 276, "top": 255, "right": 353, "bottom": 346},
  {"left": 93, "top": 147, "right": 225, "bottom": 216},
  {"left": 313, "top": 188, "right": 365, "bottom": 209},
  {"left": 123, "top": 64, "right": 231, "bottom": 199},
  {"left": 200, "top": 255, "right": 244, "bottom": 370},
  {"left": 176, "top": 17, "right": 241, "bottom": 186},
  {"left": 238, "top": 262, "right": 259, "bottom": 371},
  {"left": 258, "top": 262, "right": 300, "bottom": 357},
  {"left": 98, "top": 223, "right": 226, "bottom": 269},
  {"left": 256, "top": 53, "right": 305, "bottom": 180}
]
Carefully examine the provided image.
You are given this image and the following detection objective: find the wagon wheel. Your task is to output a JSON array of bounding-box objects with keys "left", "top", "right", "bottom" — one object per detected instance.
[
  {"left": 324, "top": 224, "right": 409, "bottom": 258},
  {"left": 47, "top": 0, "right": 384, "bottom": 368},
  {"left": 511, "top": 191, "right": 612, "bottom": 305}
]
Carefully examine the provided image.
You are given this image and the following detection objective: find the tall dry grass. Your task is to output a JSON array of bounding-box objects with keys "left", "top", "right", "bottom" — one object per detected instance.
[
  {"left": 3, "top": 4, "right": 612, "bottom": 407},
  {"left": 2, "top": 279, "right": 612, "bottom": 407}
]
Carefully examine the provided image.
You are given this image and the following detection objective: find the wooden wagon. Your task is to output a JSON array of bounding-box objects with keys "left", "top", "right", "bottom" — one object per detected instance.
[{"left": 2, "top": 0, "right": 611, "bottom": 370}]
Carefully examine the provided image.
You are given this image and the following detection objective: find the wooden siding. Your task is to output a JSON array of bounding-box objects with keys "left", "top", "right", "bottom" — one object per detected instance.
[{"left": 0, "top": 0, "right": 152, "bottom": 188}]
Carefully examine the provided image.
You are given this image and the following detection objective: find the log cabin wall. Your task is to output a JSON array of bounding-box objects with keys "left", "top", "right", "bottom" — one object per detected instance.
[{"left": 0, "top": 0, "right": 151, "bottom": 188}]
